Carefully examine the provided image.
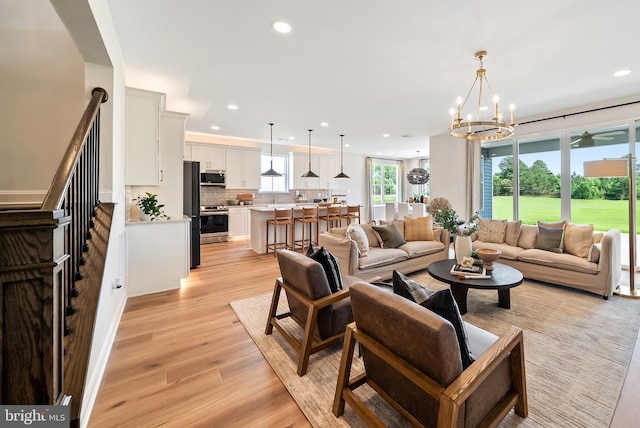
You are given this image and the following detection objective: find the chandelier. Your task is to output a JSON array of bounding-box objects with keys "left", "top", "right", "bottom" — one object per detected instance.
[
  {"left": 406, "top": 151, "right": 429, "bottom": 185},
  {"left": 449, "top": 51, "right": 515, "bottom": 141}
]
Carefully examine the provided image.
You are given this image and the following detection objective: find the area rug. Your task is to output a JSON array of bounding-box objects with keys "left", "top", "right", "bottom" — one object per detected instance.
[{"left": 230, "top": 275, "right": 640, "bottom": 427}]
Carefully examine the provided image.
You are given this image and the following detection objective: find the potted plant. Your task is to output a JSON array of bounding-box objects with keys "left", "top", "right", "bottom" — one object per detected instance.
[
  {"left": 433, "top": 207, "right": 479, "bottom": 262},
  {"left": 134, "top": 192, "right": 170, "bottom": 221}
]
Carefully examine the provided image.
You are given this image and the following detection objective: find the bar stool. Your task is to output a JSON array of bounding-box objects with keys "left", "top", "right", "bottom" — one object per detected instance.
[
  {"left": 266, "top": 208, "right": 293, "bottom": 257},
  {"left": 293, "top": 207, "right": 319, "bottom": 252},
  {"left": 341, "top": 205, "right": 361, "bottom": 225},
  {"left": 319, "top": 206, "right": 342, "bottom": 232}
]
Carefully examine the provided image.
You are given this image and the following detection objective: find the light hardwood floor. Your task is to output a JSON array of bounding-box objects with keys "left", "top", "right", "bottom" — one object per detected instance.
[{"left": 90, "top": 238, "right": 639, "bottom": 427}]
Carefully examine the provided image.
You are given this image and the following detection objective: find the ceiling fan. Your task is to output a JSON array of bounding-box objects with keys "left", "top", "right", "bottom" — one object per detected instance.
[{"left": 571, "top": 130, "right": 626, "bottom": 147}]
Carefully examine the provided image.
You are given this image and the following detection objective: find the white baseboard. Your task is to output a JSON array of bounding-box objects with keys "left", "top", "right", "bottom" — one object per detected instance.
[{"left": 79, "top": 291, "right": 127, "bottom": 428}]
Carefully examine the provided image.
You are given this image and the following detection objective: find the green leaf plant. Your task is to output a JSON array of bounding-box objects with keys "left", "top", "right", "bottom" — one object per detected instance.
[{"left": 134, "top": 192, "right": 170, "bottom": 221}]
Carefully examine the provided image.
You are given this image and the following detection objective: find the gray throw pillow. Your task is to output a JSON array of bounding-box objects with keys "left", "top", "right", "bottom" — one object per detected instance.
[
  {"left": 392, "top": 270, "right": 434, "bottom": 304},
  {"left": 372, "top": 222, "right": 406, "bottom": 248},
  {"left": 535, "top": 225, "right": 564, "bottom": 253},
  {"left": 392, "top": 272, "right": 475, "bottom": 369},
  {"left": 308, "top": 247, "right": 343, "bottom": 293}
]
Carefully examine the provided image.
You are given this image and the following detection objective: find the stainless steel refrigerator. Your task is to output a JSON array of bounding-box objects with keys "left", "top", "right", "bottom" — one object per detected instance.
[{"left": 184, "top": 161, "right": 201, "bottom": 268}]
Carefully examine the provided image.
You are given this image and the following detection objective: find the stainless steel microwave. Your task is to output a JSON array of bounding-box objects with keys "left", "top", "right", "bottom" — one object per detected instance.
[{"left": 201, "top": 170, "right": 226, "bottom": 186}]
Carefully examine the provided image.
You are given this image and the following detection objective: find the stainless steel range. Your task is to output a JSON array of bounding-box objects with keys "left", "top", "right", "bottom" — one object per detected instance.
[{"left": 200, "top": 205, "right": 229, "bottom": 243}]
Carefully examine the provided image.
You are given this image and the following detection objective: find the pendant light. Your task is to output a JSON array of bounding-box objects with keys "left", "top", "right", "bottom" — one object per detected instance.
[
  {"left": 301, "top": 129, "right": 319, "bottom": 178},
  {"left": 334, "top": 134, "right": 350, "bottom": 179},
  {"left": 261, "top": 123, "right": 283, "bottom": 177}
]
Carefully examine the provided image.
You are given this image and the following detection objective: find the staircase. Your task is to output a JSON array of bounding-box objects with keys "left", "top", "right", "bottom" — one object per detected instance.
[{"left": 0, "top": 88, "right": 110, "bottom": 427}]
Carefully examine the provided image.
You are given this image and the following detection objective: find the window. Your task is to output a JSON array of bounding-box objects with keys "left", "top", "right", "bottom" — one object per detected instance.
[
  {"left": 371, "top": 160, "right": 400, "bottom": 204},
  {"left": 260, "top": 154, "right": 288, "bottom": 192}
]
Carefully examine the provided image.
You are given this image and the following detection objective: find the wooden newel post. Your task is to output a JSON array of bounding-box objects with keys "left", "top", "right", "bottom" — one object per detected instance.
[{"left": 0, "top": 208, "right": 69, "bottom": 406}]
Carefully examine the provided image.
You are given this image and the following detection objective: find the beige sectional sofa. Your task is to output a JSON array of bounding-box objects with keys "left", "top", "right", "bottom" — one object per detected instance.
[
  {"left": 470, "top": 220, "right": 621, "bottom": 298},
  {"left": 318, "top": 219, "right": 449, "bottom": 282}
]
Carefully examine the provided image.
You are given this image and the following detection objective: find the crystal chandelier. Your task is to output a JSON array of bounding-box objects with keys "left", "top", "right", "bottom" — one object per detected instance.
[{"left": 449, "top": 51, "right": 515, "bottom": 141}]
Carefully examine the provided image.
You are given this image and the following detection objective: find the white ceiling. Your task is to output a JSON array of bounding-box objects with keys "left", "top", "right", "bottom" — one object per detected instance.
[{"left": 106, "top": 0, "right": 640, "bottom": 158}]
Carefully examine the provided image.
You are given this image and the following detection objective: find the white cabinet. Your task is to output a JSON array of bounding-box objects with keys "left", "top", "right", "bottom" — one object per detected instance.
[
  {"left": 228, "top": 206, "right": 250, "bottom": 238},
  {"left": 319, "top": 156, "right": 337, "bottom": 190},
  {"left": 225, "top": 148, "right": 261, "bottom": 189},
  {"left": 158, "top": 111, "right": 188, "bottom": 219},
  {"left": 125, "top": 87, "right": 164, "bottom": 185},
  {"left": 190, "top": 144, "right": 226, "bottom": 172},
  {"left": 289, "top": 152, "right": 320, "bottom": 189},
  {"left": 126, "top": 219, "right": 190, "bottom": 297}
]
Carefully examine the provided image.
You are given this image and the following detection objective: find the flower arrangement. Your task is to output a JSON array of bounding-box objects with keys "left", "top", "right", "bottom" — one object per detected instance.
[
  {"left": 433, "top": 207, "right": 479, "bottom": 236},
  {"left": 134, "top": 192, "right": 170, "bottom": 221}
]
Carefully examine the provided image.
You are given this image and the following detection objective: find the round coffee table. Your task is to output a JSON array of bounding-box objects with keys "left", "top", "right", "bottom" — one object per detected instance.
[{"left": 427, "top": 259, "right": 523, "bottom": 315}]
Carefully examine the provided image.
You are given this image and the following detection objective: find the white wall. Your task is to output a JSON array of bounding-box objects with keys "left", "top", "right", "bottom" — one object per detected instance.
[
  {"left": 51, "top": 1, "right": 129, "bottom": 426},
  {"left": 0, "top": 0, "right": 85, "bottom": 203}
]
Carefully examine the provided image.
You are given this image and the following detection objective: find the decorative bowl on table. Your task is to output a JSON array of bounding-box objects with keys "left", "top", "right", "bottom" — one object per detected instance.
[{"left": 476, "top": 248, "right": 502, "bottom": 270}]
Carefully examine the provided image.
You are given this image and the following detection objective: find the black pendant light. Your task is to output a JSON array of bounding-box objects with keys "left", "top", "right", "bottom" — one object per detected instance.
[
  {"left": 334, "top": 134, "right": 350, "bottom": 179},
  {"left": 261, "top": 123, "right": 283, "bottom": 177},
  {"left": 302, "top": 129, "right": 319, "bottom": 178}
]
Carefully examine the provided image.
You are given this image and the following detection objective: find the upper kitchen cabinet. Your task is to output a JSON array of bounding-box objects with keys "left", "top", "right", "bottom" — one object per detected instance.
[
  {"left": 190, "top": 144, "right": 225, "bottom": 172},
  {"left": 318, "top": 155, "right": 337, "bottom": 190},
  {"left": 289, "top": 152, "right": 319, "bottom": 189},
  {"left": 225, "top": 148, "right": 261, "bottom": 189},
  {"left": 125, "top": 87, "right": 165, "bottom": 185}
]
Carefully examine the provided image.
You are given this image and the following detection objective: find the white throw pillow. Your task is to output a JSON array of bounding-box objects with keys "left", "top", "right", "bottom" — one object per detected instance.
[{"left": 346, "top": 223, "right": 369, "bottom": 257}]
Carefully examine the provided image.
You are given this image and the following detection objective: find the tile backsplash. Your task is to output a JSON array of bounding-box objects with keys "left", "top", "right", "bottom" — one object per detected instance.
[{"left": 200, "top": 187, "right": 332, "bottom": 206}]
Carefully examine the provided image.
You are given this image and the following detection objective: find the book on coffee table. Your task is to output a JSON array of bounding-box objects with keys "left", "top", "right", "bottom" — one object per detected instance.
[{"left": 450, "top": 264, "right": 487, "bottom": 277}]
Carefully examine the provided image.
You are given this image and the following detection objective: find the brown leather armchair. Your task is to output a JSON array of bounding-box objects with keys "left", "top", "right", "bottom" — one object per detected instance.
[
  {"left": 333, "top": 282, "right": 528, "bottom": 427},
  {"left": 265, "top": 249, "right": 359, "bottom": 376}
]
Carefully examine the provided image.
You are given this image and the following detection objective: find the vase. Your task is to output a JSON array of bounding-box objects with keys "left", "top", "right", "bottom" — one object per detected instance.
[
  {"left": 454, "top": 235, "right": 472, "bottom": 264},
  {"left": 139, "top": 211, "right": 152, "bottom": 221}
]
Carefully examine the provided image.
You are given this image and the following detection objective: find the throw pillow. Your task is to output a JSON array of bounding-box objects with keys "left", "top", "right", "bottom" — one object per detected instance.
[
  {"left": 517, "top": 224, "right": 538, "bottom": 249},
  {"left": 535, "top": 225, "right": 564, "bottom": 253},
  {"left": 361, "top": 223, "right": 381, "bottom": 248},
  {"left": 419, "top": 289, "right": 476, "bottom": 369},
  {"left": 477, "top": 218, "right": 508, "bottom": 243},
  {"left": 346, "top": 223, "right": 369, "bottom": 257},
  {"left": 563, "top": 223, "right": 594, "bottom": 258},
  {"left": 588, "top": 242, "right": 601, "bottom": 263},
  {"left": 504, "top": 220, "right": 522, "bottom": 247},
  {"left": 307, "top": 247, "right": 343, "bottom": 293},
  {"left": 537, "top": 220, "right": 566, "bottom": 250},
  {"left": 372, "top": 222, "right": 406, "bottom": 248},
  {"left": 403, "top": 216, "right": 435, "bottom": 241},
  {"left": 392, "top": 270, "right": 434, "bottom": 304}
]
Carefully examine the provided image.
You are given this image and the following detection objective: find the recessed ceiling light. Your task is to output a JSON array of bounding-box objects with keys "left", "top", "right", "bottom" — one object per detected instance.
[
  {"left": 272, "top": 21, "right": 291, "bottom": 33},
  {"left": 227, "top": 104, "right": 238, "bottom": 110},
  {"left": 288, "top": 136, "right": 295, "bottom": 140},
  {"left": 321, "top": 122, "right": 329, "bottom": 127},
  {"left": 344, "top": 144, "right": 350, "bottom": 148},
  {"left": 211, "top": 125, "right": 220, "bottom": 130},
  {"left": 614, "top": 69, "right": 632, "bottom": 77},
  {"left": 382, "top": 133, "right": 390, "bottom": 138}
]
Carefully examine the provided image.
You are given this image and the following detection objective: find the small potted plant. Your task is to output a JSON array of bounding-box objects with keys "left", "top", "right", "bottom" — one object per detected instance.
[
  {"left": 434, "top": 207, "right": 479, "bottom": 263},
  {"left": 134, "top": 192, "right": 170, "bottom": 221}
]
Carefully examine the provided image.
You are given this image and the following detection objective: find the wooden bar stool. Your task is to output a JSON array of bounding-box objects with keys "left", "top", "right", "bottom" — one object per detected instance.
[
  {"left": 293, "top": 207, "right": 319, "bottom": 252},
  {"left": 341, "top": 205, "right": 360, "bottom": 226},
  {"left": 266, "top": 208, "right": 293, "bottom": 257},
  {"left": 319, "top": 206, "right": 342, "bottom": 232}
]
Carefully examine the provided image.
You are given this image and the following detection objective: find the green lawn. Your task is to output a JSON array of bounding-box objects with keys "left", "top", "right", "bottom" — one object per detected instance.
[
  {"left": 492, "top": 196, "right": 632, "bottom": 233},
  {"left": 372, "top": 194, "right": 398, "bottom": 204}
]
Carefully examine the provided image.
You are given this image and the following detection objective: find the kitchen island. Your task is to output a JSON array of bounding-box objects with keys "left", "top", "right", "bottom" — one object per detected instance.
[{"left": 250, "top": 204, "right": 349, "bottom": 254}]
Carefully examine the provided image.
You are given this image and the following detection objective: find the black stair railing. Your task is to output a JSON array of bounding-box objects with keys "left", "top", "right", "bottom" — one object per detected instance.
[{"left": 0, "top": 87, "right": 109, "bottom": 426}]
